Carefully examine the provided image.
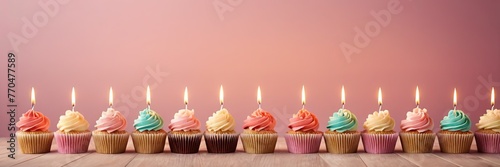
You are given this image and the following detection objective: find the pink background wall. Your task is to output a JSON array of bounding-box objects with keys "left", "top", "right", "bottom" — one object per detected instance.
[{"left": 1, "top": 0, "right": 499, "bottom": 137}]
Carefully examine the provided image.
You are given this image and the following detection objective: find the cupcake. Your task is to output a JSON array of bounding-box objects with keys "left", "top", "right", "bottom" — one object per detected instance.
[
  {"left": 16, "top": 109, "right": 53, "bottom": 154},
  {"left": 475, "top": 109, "right": 500, "bottom": 153},
  {"left": 204, "top": 108, "right": 239, "bottom": 153},
  {"left": 324, "top": 109, "right": 359, "bottom": 154},
  {"left": 93, "top": 108, "right": 129, "bottom": 154},
  {"left": 399, "top": 107, "right": 435, "bottom": 153},
  {"left": 240, "top": 109, "right": 278, "bottom": 154},
  {"left": 167, "top": 109, "right": 202, "bottom": 154},
  {"left": 437, "top": 110, "right": 473, "bottom": 153},
  {"left": 361, "top": 110, "right": 398, "bottom": 154},
  {"left": 285, "top": 109, "right": 322, "bottom": 154},
  {"left": 131, "top": 109, "right": 167, "bottom": 154},
  {"left": 54, "top": 110, "right": 91, "bottom": 154}
]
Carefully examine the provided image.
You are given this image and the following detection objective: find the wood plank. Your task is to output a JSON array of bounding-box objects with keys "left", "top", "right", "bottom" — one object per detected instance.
[
  {"left": 0, "top": 154, "right": 45, "bottom": 166},
  {"left": 319, "top": 154, "right": 367, "bottom": 167},
  {"left": 252, "top": 153, "right": 328, "bottom": 167},
  {"left": 475, "top": 154, "right": 500, "bottom": 165},
  {"left": 13, "top": 153, "right": 90, "bottom": 167},
  {"left": 434, "top": 153, "right": 499, "bottom": 167},
  {"left": 358, "top": 153, "right": 418, "bottom": 167},
  {"left": 397, "top": 153, "right": 458, "bottom": 167},
  {"left": 64, "top": 153, "right": 136, "bottom": 167}
]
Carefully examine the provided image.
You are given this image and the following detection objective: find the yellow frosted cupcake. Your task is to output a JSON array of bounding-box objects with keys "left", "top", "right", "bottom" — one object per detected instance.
[
  {"left": 54, "top": 110, "right": 91, "bottom": 154},
  {"left": 475, "top": 108, "right": 500, "bottom": 153},
  {"left": 361, "top": 110, "right": 398, "bottom": 154},
  {"left": 204, "top": 108, "right": 239, "bottom": 153}
]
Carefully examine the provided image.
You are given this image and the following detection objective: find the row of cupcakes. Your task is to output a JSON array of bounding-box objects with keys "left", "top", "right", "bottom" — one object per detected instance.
[{"left": 15, "top": 86, "right": 499, "bottom": 154}]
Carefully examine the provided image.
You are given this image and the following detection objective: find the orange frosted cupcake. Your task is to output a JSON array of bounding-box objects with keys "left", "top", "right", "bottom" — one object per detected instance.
[
  {"left": 16, "top": 109, "right": 53, "bottom": 154},
  {"left": 285, "top": 109, "right": 323, "bottom": 154},
  {"left": 241, "top": 109, "right": 278, "bottom": 154}
]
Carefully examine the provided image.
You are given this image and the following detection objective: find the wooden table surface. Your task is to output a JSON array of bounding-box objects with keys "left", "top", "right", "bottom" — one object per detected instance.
[{"left": 1, "top": 137, "right": 499, "bottom": 167}]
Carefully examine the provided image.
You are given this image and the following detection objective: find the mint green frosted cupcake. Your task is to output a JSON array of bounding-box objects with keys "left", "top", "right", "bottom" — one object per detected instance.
[
  {"left": 437, "top": 110, "right": 473, "bottom": 153},
  {"left": 324, "top": 109, "right": 360, "bottom": 153},
  {"left": 131, "top": 109, "right": 166, "bottom": 154}
]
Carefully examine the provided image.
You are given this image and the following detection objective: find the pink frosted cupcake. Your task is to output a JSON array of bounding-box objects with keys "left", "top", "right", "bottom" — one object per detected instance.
[
  {"left": 93, "top": 108, "right": 128, "bottom": 154},
  {"left": 241, "top": 109, "right": 278, "bottom": 154},
  {"left": 475, "top": 109, "right": 500, "bottom": 153},
  {"left": 361, "top": 110, "right": 398, "bottom": 154},
  {"left": 285, "top": 109, "right": 322, "bottom": 154},
  {"left": 54, "top": 110, "right": 91, "bottom": 154},
  {"left": 168, "top": 109, "right": 202, "bottom": 154},
  {"left": 400, "top": 107, "right": 435, "bottom": 153},
  {"left": 16, "top": 109, "right": 53, "bottom": 154}
]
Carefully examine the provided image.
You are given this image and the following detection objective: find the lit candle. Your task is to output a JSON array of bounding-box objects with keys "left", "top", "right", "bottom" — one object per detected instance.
[
  {"left": 453, "top": 88, "right": 457, "bottom": 112},
  {"left": 302, "top": 85, "right": 306, "bottom": 109},
  {"left": 109, "top": 87, "right": 113, "bottom": 108},
  {"left": 146, "top": 85, "right": 151, "bottom": 111},
  {"left": 378, "top": 87, "right": 383, "bottom": 112},
  {"left": 31, "top": 87, "right": 35, "bottom": 110},
  {"left": 415, "top": 86, "right": 420, "bottom": 108},
  {"left": 341, "top": 85, "right": 345, "bottom": 110},
  {"left": 492, "top": 87, "right": 495, "bottom": 110},
  {"left": 219, "top": 85, "right": 224, "bottom": 110},
  {"left": 257, "top": 86, "right": 262, "bottom": 109},
  {"left": 71, "top": 87, "right": 76, "bottom": 111},
  {"left": 184, "top": 87, "right": 189, "bottom": 110}
]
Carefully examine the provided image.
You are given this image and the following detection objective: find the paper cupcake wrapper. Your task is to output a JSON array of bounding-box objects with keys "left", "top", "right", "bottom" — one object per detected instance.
[
  {"left": 284, "top": 133, "right": 323, "bottom": 154},
  {"left": 437, "top": 132, "right": 473, "bottom": 153},
  {"left": 240, "top": 133, "right": 278, "bottom": 154},
  {"left": 324, "top": 132, "right": 360, "bottom": 154},
  {"left": 204, "top": 133, "right": 240, "bottom": 153},
  {"left": 131, "top": 132, "right": 167, "bottom": 154},
  {"left": 92, "top": 132, "right": 129, "bottom": 154},
  {"left": 168, "top": 132, "right": 203, "bottom": 154},
  {"left": 54, "top": 131, "right": 92, "bottom": 154},
  {"left": 361, "top": 132, "right": 398, "bottom": 154},
  {"left": 474, "top": 132, "right": 500, "bottom": 153},
  {"left": 399, "top": 132, "right": 435, "bottom": 153},
  {"left": 16, "top": 131, "right": 54, "bottom": 154}
]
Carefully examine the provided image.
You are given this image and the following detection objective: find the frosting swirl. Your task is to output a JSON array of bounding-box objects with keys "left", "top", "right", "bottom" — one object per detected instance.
[
  {"left": 57, "top": 110, "right": 90, "bottom": 132},
  {"left": 243, "top": 109, "right": 276, "bottom": 131},
  {"left": 327, "top": 109, "right": 358, "bottom": 133},
  {"left": 95, "top": 108, "right": 127, "bottom": 133},
  {"left": 400, "top": 108, "right": 434, "bottom": 132},
  {"left": 206, "top": 108, "right": 235, "bottom": 132},
  {"left": 16, "top": 109, "right": 50, "bottom": 132},
  {"left": 476, "top": 109, "right": 500, "bottom": 132},
  {"left": 363, "top": 110, "right": 395, "bottom": 132},
  {"left": 168, "top": 109, "right": 200, "bottom": 131},
  {"left": 440, "top": 110, "right": 471, "bottom": 132},
  {"left": 288, "top": 109, "right": 319, "bottom": 132},
  {"left": 133, "top": 109, "right": 164, "bottom": 132}
]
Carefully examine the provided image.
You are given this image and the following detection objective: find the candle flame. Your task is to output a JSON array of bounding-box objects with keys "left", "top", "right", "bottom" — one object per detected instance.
[
  {"left": 301, "top": 85, "right": 306, "bottom": 106},
  {"left": 146, "top": 85, "right": 151, "bottom": 105},
  {"left": 31, "top": 87, "right": 35, "bottom": 107},
  {"left": 71, "top": 87, "right": 75, "bottom": 107},
  {"left": 416, "top": 86, "right": 420, "bottom": 106},
  {"left": 184, "top": 87, "right": 188, "bottom": 105},
  {"left": 109, "top": 87, "right": 113, "bottom": 107},
  {"left": 378, "top": 87, "right": 382, "bottom": 106},
  {"left": 492, "top": 87, "right": 495, "bottom": 107},
  {"left": 257, "top": 86, "right": 262, "bottom": 105},
  {"left": 453, "top": 88, "right": 457, "bottom": 107},
  {"left": 341, "top": 85, "right": 345, "bottom": 105},
  {"left": 219, "top": 85, "right": 224, "bottom": 106}
]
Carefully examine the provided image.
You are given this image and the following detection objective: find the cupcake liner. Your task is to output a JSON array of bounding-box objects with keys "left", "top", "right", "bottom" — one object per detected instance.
[
  {"left": 240, "top": 133, "right": 278, "bottom": 154},
  {"left": 54, "top": 131, "right": 92, "bottom": 154},
  {"left": 437, "top": 132, "right": 473, "bottom": 153},
  {"left": 16, "top": 131, "right": 54, "bottom": 154},
  {"left": 204, "top": 133, "right": 240, "bottom": 153},
  {"left": 168, "top": 132, "right": 203, "bottom": 154},
  {"left": 284, "top": 133, "right": 323, "bottom": 154},
  {"left": 323, "top": 132, "right": 360, "bottom": 154},
  {"left": 399, "top": 132, "right": 435, "bottom": 153},
  {"left": 361, "top": 132, "right": 398, "bottom": 154},
  {"left": 92, "top": 131, "right": 129, "bottom": 154},
  {"left": 474, "top": 132, "right": 500, "bottom": 153},
  {"left": 131, "top": 132, "right": 167, "bottom": 154}
]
